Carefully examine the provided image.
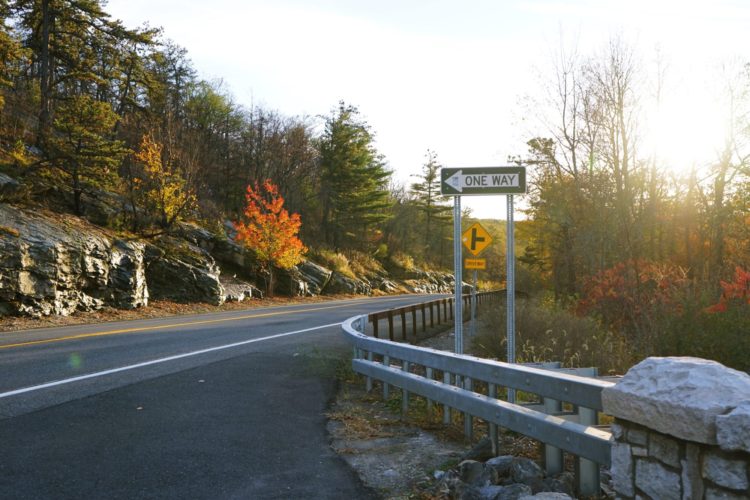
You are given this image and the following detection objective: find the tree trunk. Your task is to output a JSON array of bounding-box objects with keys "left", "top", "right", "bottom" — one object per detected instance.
[
  {"left": 37, "top": 0, "right": 53, "bottom": 146},
  {"left": 267, "top": 266, "right": 275, "bottom": 298}
]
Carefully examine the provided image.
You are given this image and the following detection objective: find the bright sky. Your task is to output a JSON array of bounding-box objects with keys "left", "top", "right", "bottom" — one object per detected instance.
[{"left": 107, "top": 0, "right": 750, "bottom": 219}]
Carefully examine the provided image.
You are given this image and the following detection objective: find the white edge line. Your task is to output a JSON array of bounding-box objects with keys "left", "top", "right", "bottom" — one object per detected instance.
[{"left": 0, "top": 322, "right": 343, "bottom": 399}]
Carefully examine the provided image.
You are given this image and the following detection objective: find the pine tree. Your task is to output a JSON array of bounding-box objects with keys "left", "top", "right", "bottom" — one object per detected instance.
[
  {"left": 410, "top": 149, "right": 452, "bottom": 263},
  {"left": 48, "top": 94, "right": 126, "bottom": 214},
  {"left": 318, "top": 102, "right": 391, "bottom": 250}
]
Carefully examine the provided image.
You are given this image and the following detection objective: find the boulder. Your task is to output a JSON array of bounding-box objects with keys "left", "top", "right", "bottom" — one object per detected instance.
[
  {"left": 602, "top": 357, "right": 750, "bottom": 444},
  {"left": 0, "top": 172, "right": 22, "bottom": 201},
  {"left": 324, "top": 271, "right": 371, "bottom": 295},
  {"left": 273, "top": 266, "right": 308, "bottom": 297},
  {"left": 220, "top": 274, "right": 262, "bottom": 301},
  {"left": 144, "top": 239, "right": 225, "bottom": 306},
  {"left": 372, "top": 277, "right": 400, "bottom": 293},
  {"left": 298, "top": 261, "right": 333, "bottom": 295}
]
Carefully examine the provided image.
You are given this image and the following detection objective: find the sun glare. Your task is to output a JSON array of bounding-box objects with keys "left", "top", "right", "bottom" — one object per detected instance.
[{"left": 644, "top": 86, "right": 726, "bottom": 178}]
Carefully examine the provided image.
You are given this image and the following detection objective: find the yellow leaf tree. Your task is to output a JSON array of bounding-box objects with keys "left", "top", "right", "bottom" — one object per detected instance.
[
  {"left": 133, "top": 133, "right": 196, "bottom": 231},
  {"left": 233, "top": 180, "right": 306, "bottom": 297}
]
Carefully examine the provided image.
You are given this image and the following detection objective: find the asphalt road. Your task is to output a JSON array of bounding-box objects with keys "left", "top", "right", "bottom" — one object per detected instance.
[{"left": 0, "top": 294, "right": 443, "bottom": 499}]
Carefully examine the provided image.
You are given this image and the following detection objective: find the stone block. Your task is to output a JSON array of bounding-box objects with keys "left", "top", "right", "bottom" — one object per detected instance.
[
  {"left": 602, "top": 357, "right": 750, "bottom": 444},
  {"left": 611, "top": 442, "right": 635, "bottom": 497},
  {"left": 611, "top": 423, "right": 624, "bottom": 439},
  {"left": 635, "top": 459, "right": 681, "bottom": 500},
  {"left": 632, "top": 446, "right": 648, "bottom": 457},
  {"left": 716, "top": 402, "right": 750, "bottom": 453},
  {"left": 705, "top": 486, "right": 749, "bottom": 500},
  {"left": 681, "top": 444, "right": 705, "bottom": 500},
  {"left": 702, "top": 452, "right": 749, "bottom": 491},
  {"left": 628, "top": 428, "right": 648, "bottom": 446},
  {"left": 650, "top": 432, "right": 681, "bottom": 468}
]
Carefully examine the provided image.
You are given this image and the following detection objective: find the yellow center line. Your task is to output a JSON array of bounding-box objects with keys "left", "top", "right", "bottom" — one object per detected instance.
[{"left": 0, "top": 302, "right": 362, "bottom": 350}]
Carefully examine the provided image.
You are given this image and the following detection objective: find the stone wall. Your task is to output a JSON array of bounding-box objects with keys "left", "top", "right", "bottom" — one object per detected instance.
[{"left": 602, "top": 357, "right": 750, "bottom": 499}]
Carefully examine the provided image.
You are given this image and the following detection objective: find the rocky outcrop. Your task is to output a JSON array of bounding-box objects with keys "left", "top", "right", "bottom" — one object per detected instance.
[
  {"left": 402, "top": 270, "right": 454, "bottom": 294},
  {"left": 0, "top": 204, "right": 148, "bottom": 317},
  {"left": 0, "top": 201, "right": 463, "bottom": 317},
  {"left": 0, "top": 205, "right": 232, "bottom": 316},
  {"left": 144, "top": 237, "right": 225, "bottom": 306}
]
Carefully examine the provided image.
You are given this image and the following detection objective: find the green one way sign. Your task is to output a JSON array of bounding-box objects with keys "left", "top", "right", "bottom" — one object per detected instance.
[{"left": 440, "top": 166, "right": 526, "bottom": 196}]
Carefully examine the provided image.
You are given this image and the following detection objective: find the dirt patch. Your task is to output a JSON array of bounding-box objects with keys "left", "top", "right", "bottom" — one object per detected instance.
[{"left": 328, "top": 384, "right": 466, "bottom": 499}]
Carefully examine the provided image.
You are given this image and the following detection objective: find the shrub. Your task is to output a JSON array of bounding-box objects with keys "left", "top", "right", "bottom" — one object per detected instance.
[
  {"left": 576, "top": 260, "right": 692, "bottom": 355},
  {"left": 310, "top": 248, "right": 356, "bottom": 278},
  {"left": 657, "top": 268, "right": 750, "bottom": 372},
  {"left": 472, "top": 295, "right": 630, "bottom": 374},
  {"left": 345, "top": 250, "right": 386, "bottom": 279}
]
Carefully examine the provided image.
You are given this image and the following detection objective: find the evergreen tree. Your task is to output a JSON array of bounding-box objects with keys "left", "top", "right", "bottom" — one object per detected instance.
[
  {"left": 409, "top": 149, "right": 452, "bottom": 264},
  {"left": 47, "top": 93, "right": 126, "bottom": 214},
  {"left": 318, "top": 102, "right": 391, "bottom": 250}
]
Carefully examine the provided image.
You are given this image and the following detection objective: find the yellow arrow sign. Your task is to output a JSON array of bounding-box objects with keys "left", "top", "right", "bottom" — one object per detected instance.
[
  {"left": 465, "top": 258, "right": 486, "bottom": 270},
  {"left": 462, "top": 222, "right": 492, "bottom": 256}
]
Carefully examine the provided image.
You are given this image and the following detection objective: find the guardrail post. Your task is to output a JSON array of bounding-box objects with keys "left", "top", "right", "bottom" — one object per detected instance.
[
  {"left": 387, "top": 311, "right": 394, "bottom": 341},
  {"left": 411, "top": 307, "right": 418, "bottom": 339},
  {"left": 543, "top": 396, "right": 563, "bottom": 475},
  {"left": 577, "top": 406, "right": 600, "bottom": 497},
  {"left": 382, "top": 355, "right": 390, "bottom": 399},
  {"left": 464, "top": 377, "right": 473, "bottom": 440},
  {"left": 421, "top": 304, "right": 426, "bottom": 332},
  {"left": 426, "top": 367, "right": 434, "bottom": 420},
  {"left": 401, "top": 361, "right": 410, "bottom": 416},
  {"left": 400, "top": 309, "right": 407, "bottom": 341},
  {"left": 366, "top": 351, "right": 373, "bottom": 392},
  {"left": 489, "top": 383, "right": 499, "bottom": 455},
  {"left": 371, "top": 315, "right": 378, "bottom": 338},
  {"left": 442, "top": 372, "right": 451, "bottom": 424}
]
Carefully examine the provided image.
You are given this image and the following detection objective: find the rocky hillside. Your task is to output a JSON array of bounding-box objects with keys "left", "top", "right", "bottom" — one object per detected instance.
[{"left": 0, "top": 203, "right": 456, "bottom": 318}]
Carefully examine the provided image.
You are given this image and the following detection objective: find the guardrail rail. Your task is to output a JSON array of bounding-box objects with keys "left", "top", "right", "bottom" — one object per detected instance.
[
  {"left": 342, "top": 305, "right": 615, "bottom": 497},
  {"left": 368, "top": 291, "right": 501, "bottom": 341}
]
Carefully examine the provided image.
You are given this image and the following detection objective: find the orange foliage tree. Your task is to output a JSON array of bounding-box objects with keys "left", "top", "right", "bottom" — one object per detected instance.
[{"left": 233, "top": 180, "right": 306, "bottom": 297}]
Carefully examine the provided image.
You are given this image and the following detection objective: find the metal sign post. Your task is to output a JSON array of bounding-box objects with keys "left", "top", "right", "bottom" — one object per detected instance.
[
  {"left": 453, "top": 196, "right": 463, "bottom": 354},
  {"left": 506, "top": 194, "right": 516, "bottom": 403},
  {"left": 441, "top": 166, "right": 526, "bottom": 368},
  {"left": 470, "top": 269, "right": 478, "bottom": 337}
]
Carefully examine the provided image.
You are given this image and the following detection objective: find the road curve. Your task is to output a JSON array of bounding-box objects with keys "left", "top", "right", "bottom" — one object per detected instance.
[{"left": 0, "top": 294, "right": 444, "bottom": 499}]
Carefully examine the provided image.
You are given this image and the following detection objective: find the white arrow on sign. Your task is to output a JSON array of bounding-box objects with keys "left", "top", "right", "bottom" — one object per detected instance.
[{"left": 444, "top": 170, "right": 463, "bottom": 192}]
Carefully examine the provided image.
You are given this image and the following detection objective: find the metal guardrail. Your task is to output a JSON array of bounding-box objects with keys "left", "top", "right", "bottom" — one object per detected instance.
[
  {"left": 341, "top": 310, "right": 615, "bottom": 497},
  {"left": 368, "top": 291, "right": 501, "bottom": 341}
]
